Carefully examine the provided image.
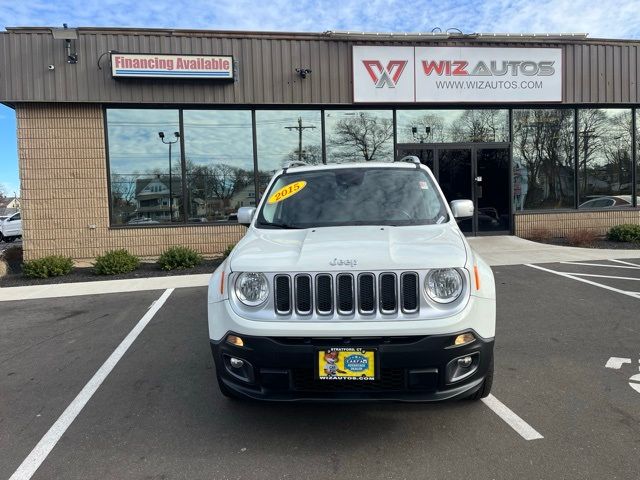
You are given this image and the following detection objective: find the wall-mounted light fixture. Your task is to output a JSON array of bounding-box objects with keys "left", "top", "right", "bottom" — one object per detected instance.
[{"left": 50, "top": 24, "right": 78, "bottom": 64}]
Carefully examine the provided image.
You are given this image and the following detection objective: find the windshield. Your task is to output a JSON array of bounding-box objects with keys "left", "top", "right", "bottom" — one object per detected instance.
[{"left": 256, "top": 167, "right": 448, "bottom": 229}]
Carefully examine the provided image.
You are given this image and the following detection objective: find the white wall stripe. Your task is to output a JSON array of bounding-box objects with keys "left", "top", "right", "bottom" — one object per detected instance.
[{"left": 8, "top": 288, "right": 175, "bottom": 480}]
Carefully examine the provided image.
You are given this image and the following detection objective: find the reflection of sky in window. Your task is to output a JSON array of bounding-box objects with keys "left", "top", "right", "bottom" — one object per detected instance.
[
  {"left": 107, "top": 109, "right": 180, "bottom": 174},
  {"left": 256, "top": 110, "right": 322, "bottom": 171},
  {"left": 183, "top": 110, "right": 253, "bottom": 170}
]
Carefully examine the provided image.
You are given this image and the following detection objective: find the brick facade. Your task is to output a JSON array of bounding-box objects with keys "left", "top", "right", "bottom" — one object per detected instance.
[
  {"left": 515, "top": 210, "right": 640, "bottom": 239},
  {"left": 17, "top": 104, "right": 245, "bottom": 261}
]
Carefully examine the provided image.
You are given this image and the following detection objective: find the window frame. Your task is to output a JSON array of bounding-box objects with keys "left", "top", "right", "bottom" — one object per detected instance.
[{"left": 104, "top": 104, "right": 640, "bottom": 229}]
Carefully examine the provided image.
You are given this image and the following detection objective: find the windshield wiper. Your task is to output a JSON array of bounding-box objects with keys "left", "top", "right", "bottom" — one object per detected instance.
[{"left": 262, "top": 221, "right": 304, "bottom": 229}]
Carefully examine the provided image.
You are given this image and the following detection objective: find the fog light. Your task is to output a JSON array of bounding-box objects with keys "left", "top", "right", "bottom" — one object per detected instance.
[
  {"left": 226, "top": 334, "right": 244, "bottom": 347},
  {"left": 446, "top": 352, "right": 480, "bottom": 384},
  {"left": 453, "top": 332, "right": 475, "bottom": 347},
  {"left": 458, "top": 356, "right": 473, "bottom": 368},
  {"left": 229, "top": 357, "right": 244, "bottom": 368}
]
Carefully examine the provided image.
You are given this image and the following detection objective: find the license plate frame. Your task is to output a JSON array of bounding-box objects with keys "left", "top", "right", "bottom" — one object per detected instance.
[{"left": 316, "top": 347, "right": 377, "bottom": 381}]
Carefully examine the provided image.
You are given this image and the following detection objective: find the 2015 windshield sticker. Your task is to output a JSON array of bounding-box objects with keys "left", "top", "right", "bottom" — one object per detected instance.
[{"left": 268, "top": 181, "right": 307, "bottom": 204}]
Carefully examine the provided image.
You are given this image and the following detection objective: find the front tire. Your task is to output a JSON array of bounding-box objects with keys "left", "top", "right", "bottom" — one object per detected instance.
[
  {"left": 4, "top": 236, "right": 15, "bottom": 243},
  {"left": 467, "top": 357, "right": 493, "bottom": 401},
  {"left": 0, "top": 232, "right": 3, "bottom": 242}
]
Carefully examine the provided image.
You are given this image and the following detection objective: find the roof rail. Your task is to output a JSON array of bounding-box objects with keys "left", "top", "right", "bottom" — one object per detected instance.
[
  {"left": 395, "top": 155, "right": 421, "bottom": 167},
  {"left": 284, "top": 161, "right": 309, "bottom": 169}
]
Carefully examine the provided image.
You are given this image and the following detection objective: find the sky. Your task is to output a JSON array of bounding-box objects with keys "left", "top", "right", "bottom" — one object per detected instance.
[{"left": 1, "top": 0, "right": 640, "bottom": 195}]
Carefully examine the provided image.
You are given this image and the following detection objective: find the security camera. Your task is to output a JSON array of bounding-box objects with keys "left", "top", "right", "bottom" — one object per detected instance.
[
  {"left": 295, "top": 68, "right": 312, "bottom": 79},
  {"left": 48, "top": 64, "right": 55, "bottom": 70}
]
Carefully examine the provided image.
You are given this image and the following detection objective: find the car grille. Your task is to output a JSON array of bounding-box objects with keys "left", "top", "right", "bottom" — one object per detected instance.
[
  {"left": 292, "top": 368, "right": 405, "bottom": 392},
  {"left": 273, "top": 272, "right": 420, "bottom": 316}
]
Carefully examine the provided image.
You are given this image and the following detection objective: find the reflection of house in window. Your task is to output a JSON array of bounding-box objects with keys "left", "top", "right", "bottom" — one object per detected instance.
[
  {"left": 134, "top": 178, "right": 181, "bottom": 221},
  {"left": 231, "top": 184, "right": 257, "bottom": 209}
]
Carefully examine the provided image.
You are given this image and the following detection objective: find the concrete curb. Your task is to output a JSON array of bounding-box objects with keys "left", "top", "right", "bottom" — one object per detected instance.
[{"left": 0, "top": 273, "right": 211, "bottom": 302}]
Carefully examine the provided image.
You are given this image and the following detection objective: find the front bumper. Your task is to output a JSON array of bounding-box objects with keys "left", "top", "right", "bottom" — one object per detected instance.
[{"left": 211, "top": 332, "right": 494, "bottom": 402}]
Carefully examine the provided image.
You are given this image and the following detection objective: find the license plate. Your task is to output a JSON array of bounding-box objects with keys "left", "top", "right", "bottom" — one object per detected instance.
[{"left": 317, "top": 348, "right": 376, "bottom": 381}]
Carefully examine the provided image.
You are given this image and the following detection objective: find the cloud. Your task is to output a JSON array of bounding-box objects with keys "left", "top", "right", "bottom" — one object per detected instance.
[{"left": 1, "top": 0, "right": 640, "bottom": 39}]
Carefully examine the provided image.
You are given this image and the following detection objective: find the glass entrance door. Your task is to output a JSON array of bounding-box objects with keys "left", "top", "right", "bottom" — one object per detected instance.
[
  {"left": 476, "top": 147, "right": 511, "bottom": 233},
  {"left": 437, "top": 148, "right": 473, "bottom": 233},
  {"left": 397, "top": 143, "right": 511, "bottom": 235}
]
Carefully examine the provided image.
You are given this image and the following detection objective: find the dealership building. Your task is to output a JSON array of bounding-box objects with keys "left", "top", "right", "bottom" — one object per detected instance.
[{"left": 1, "top": 26, "right": 639, "bottom": 260}]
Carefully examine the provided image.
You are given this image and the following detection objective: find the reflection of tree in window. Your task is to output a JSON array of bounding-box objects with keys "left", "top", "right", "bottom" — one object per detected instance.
[
  {"left": 186, "top": 163, "right": 253, "bottom": 219},
  {"left": 285, "top": 144, "right": 322, "bottom": 165},
  {"left": 328, "top": 112, "right": 393, "bottom": 162},
  {"left": 578, "top": 109, "right": 632, "bottom": 203},
  {"left": 512, "top": 109, "right": 574, "bottom": 209},
  {"left": 449, "top": 110, "right": 506, "bottom": 142}
]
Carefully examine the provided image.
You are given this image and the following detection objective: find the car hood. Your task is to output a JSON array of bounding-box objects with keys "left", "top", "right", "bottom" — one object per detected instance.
[{"left": 229, "top": 224, "right": 467, "bottom": 272}]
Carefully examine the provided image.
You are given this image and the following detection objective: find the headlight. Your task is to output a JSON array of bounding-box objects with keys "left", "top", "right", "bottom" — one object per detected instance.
[
  {"left": 425, "top": 269, "right": 463, "bottom": 304},
  {"left": 234, "top": 272, "right": 269, "bottom": 306}
]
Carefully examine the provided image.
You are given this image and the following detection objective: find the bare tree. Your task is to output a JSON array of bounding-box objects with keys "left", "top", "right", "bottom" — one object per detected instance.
[
  {"left": 0, "top": 183, "right": 6, "bottom": 199},
  {"left": 578, "top": 109, "right": 609, "bottom": 193},
  {"left": 187, "top": 162, "right": 252, "bottom": 201},
  {"left": 513, "top": 109, "right": 574, "bottom": 208},
  {"left": 286, "top": 144, "right": 323, "bottom": 165},
  {"left": 450, "top": 110, "right": 506, "bottom": 142},
  {"left": 329, "top": 113, "right": 393, "bottom": 162},
  {"left": 110, "top": 174, "right": 137, "bottom": 206}
]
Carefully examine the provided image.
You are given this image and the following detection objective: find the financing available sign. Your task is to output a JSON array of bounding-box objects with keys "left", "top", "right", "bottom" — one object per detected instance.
[
  {"left": 111, "top": 53, "right": 234, "bottom": 79},
  {"left": 353, "top": 46, "right": 562, "bottom": 103}
]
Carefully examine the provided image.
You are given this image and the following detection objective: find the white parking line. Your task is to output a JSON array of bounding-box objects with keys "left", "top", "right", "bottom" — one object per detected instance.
[
  {"left": 611, "top": 259, "right": 640, "bottom": 268},
  {"left": 560, "top": 261, "right": 640, "bottom": 269},
  {"left": 527, "top": 264, "right": 640, "bottom": 299},
  {"left": 482, "top": 394, "right": 544, "bottom": 441},
  {"left": 562, "top": 273, "right": 640, "bottom": 281},
  {"left": 8, "top": 288, "right": 174, "bottom": 480}
]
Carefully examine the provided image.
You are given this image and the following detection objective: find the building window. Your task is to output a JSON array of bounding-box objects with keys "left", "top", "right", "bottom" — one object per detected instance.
[
  {"left": 182, "top": 110, "right": 255, "bottom": 223},
  {"left": 106, "top": 109, "right": 182, "bottom": 225},
  {"left": 635, "top": 109, "right": 640, "bottom": 208},
  {"left": 324, "top": 110, "right": 394, "bottom": 163},
  {"left": 578, "top": 109, "right": 633, "bottom": 208},
  {"left": 512, "top": 109, "right": 575, "bottom": 210},
  {"left": 255, "top": 110, "right": 322, "bottom": 194},
  {"left": 396, "top": 109, "right": 509, "bottom": 144}
]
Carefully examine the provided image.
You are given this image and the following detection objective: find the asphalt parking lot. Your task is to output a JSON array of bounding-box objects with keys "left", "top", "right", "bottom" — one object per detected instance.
[{"left": 2, "top": 259, "right": 640, "bottom": 479}]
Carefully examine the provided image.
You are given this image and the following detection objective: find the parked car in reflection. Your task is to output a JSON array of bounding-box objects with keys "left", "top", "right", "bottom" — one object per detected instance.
[
  {"left": 188, "top": 217, "right": 208, "bottom": 223},
  {"left": 127, "top": 217, "right": 160, "bottom": 225},
  {"left": 578, "top": 195, "right": 639, "bottom": 209}
]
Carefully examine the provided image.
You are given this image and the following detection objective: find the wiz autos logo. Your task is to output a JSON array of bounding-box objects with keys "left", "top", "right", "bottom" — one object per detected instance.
[
  {"left": 421, "top": 59, "right": 555, "bottom": 77},
  {"left": 362, "top": 60, "right": 408, "bottom": 88}
]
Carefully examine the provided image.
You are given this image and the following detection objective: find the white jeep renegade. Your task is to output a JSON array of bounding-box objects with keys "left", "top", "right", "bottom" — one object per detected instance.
[{"left": 207, "top": 157, "right": 496, "bottom": 401}]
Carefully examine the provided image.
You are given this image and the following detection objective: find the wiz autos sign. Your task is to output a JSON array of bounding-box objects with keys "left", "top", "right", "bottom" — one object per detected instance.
[
  {"left": 111, "top": 53, "right": 233, "bottom": 79},
  {"left": 353, "top": 46, "right": 562, "bottom": 103}
]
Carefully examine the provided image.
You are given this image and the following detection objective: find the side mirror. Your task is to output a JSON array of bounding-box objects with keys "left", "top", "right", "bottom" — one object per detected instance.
[
  {"left": 237, "top": 207, "right": 256, "bottom": 225},
  {"left": 450, "top": 199, "right": 474, "bottom": 220}
]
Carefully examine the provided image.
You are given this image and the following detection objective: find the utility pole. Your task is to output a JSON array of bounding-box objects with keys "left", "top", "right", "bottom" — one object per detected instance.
[{"left": 285, "top": 117, "right": 316, "bottom": 162}]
